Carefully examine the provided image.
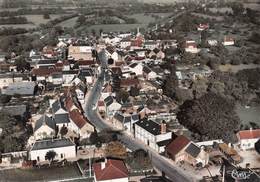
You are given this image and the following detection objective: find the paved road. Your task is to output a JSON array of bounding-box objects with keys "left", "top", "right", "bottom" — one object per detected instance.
[{"left": 84, "top": 50, "right": 197, "bottom": 182}]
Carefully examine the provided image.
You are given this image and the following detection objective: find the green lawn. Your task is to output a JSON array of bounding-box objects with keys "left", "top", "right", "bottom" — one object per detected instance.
[{"left": 0, "top": 163, "right": 82, "bottom": 182}]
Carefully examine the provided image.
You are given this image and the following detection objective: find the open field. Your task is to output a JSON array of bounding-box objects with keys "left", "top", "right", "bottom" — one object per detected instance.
[
  {"left": 219, "top": 64, "right": 260, "bottom": 73},
  {"left": 0, "top": 164, "right": 82, "bottom": 182},
  {"left": 0, "top": 14, "right": 70, "bottom": 30}
]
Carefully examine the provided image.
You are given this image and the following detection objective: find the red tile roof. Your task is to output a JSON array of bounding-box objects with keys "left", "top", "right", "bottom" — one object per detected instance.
[
  {"left": 65, "top": 96, "right": 75, "bottom": 111},
  {"left": 93, "top": 159, "right": 128, "bottom": 181},
  {"left": 78, "top": 60, "right": 95, "bottom": 66},
  {"left": 31, "top": 68, "right": 61, "bottom": 76},
  {"left": 69, "top": 109, "right": 87, "bottom": 129},
  {"left": 237, "top": 129, "right": 260, "bottom": 140},
  {"left": 120, "top": 78, "right": 139, "bottom": 87},
  {"left": 166, "top": 135, "right": 190, "bottom": 157}
]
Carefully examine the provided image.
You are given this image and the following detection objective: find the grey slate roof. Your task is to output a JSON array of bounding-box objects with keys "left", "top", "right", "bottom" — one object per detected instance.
[
  {"left": 132, "top": 114, "right": 139, "bottom": 121},
  {"left": 31, "top": 138, "right": 75, "bottom": 151},
  {"left": 143, "top": 66, "right": 152, "bottom": 74},
  {"left": 2, "top": 82, "right": 35, "bottom": 96},
  {"left": 185, "top": 143, "right": 201, "bottom": 158},
  {"left": 114, "top": 112, "right": 124, "bottom": 123},
  {"left": 104, "top": 96, "right": 114, "bottom": 106},
  {"left": 54, "top": 113, "right": 70, "bottom": 124},
  {"left": 135, "top": 119, "right": 161, "bottom": 136},
  {"left": 37, "top": 59, "right": 57, "bottom": 65},
  {"left": 114, "top": 112, "right": 139, "bottom": 124},
  {"left": 34, "top": 114, "right": 56, "bottom": 132},
  {"left": 0, "top": 105, "right": 27, "bottom": 116},
  {"left": 52, "top": 99, "right": 66, "bottom": 114}
]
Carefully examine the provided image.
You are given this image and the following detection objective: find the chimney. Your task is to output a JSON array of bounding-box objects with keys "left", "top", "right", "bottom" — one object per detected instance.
[
  {"left": 160, "top": 121, "right": 167, "bottom": 134},
  {"left": 101, "top": 158, "right": 107, "bottom": 170}
]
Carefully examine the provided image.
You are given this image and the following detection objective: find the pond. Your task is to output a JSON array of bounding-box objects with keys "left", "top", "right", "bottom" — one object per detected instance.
[{"left": 235, "top": 104, "right": 260, "bottom": 126}]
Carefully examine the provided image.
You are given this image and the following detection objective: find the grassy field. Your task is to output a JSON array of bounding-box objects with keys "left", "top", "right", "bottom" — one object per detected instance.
[
  {"left": 0, "top": 164, "right": 82, "bottom": 182},
  {"left": 0, "top": 14, "right": 69, "bottom": 30},
  {"left": 79, "top": 13, "right": 171, "bottom": 33}
]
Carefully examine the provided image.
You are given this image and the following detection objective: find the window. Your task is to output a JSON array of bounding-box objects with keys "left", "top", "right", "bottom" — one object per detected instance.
[
  {"left": 37, "top": 156, "right": 40, "bottom": 161},
  {"left": 61, "top": 154, "right": 63, "bottom": 159}
]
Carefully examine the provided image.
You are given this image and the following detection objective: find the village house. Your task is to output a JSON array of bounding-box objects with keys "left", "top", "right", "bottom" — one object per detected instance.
[
  {"left": 33, "top": 114, "right": 56, "bottom": 140},
  {"left": 197, "top": 23, "right": 209, "bottom": 31},
  {"left": 68, "top": 109, "right": 94, "bottom": 139},
  {"left": 68, "top": 44, "right": 93, "bottom": 61},
  {"left": 1, "top": 82, "right": 36, "bottom": 96},
  {"left": 222, "top": 36, "right": 234, "bottom": 46},
  {"left": 184, "top": 40, "right": 200, "bottom": 54},
  {"left": 54, "top": 113, "right": 71, "bottom": 131},
  {"left": 166, "top": 135, "right": 209, "bottom": 167},
  {"left": 144, "top": 41, "right": 159, "bottom": 50},
  {"left": 143, "top": 66, "right": 158, "bottom": 80},
  {"left": 52, "top": 98, "right": 68, "bottom": 116},
  {"left": 120, "top": 78, "right": 140, "bottom": 91},
  {"left": 0, "top": 73, "right": 26, "bottom": 88},
  {"left": 114, "top": 112, "right": 140, "bottom": 133},
  {"left": 127, "top": 62, "right": 143, "bottom": 76},
  {"left": 93, "top": 159, "right": 129, "bottom": 182},
  {"left": 236, "top": 129, "right": 260, "bottom": 150},
  {"left": 134, "top": 119, "right": 172, "bottom": 153},
  {"left": 36, "top": 59, "right": 58, "bottom": 69},
  {"left": 120, "top": 38, "right": 132, "bottom": 49},
  {"left": 30, "top": 138, "right": 76, "bottom": 163},
  {"left": 104, "top": 96, "right": 122, "bottom": 117}
]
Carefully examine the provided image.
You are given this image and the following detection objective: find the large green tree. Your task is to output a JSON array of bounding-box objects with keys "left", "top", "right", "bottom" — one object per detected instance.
[{"left": 177, "top": 92, "right": 240, "bottom": 142}]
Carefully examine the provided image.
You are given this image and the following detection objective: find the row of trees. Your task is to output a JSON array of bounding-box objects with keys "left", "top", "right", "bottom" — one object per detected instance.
[
  {"left": 0, "top": 7, "right": 65, "bottom": 17},
  {"left": 0, "top": 16, "right": 28, "bottom": 25}
]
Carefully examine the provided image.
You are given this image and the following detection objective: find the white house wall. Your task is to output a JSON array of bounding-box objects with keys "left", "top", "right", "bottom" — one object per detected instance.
[{"left": 30, "top": 146, "right": 76, "bottom": 162}]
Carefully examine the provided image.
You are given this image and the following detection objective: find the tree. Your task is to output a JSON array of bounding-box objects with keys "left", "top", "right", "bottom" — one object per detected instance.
[
  {"left": 60, "top": 125, "right": 68, "bottom": 137},
  {"left": 230, "top": 2, "right": 244, "bottom": 16},
  {"left": 89, "top": 130, "right": 99, "bottom": 145},
  {"left": 162, "top": 65, "right": 178, "bottom": 98},
  {"left": 108, "top": 58, "right": 114, "bottom": 65},
  {"left": 45, "top": 150, "right": 57, "bottom": 163},
  {"left": 177, "top": 92, "right": 240, "bottom": 142},
  {"left": 0, "top": 94, "right": 12, "bottom": 104},
  {"left": 255, "top": 139, "right": 260, "bottom": 154},
  {"left": 105, "top": 141, "right": 127, "bottom": 159},
  {"left": 77, "top": 15, "right": 86, "bottom": 25},
  {"left": 43, "top": 12, "right": 50, "bottom": 19},
  {"left": 116, "top": 89, "right": 129, "bottom": 103},
  {"left": 129, "top": 86, "right": 140, "bottom": 97},
  {"left": 14, "top": 57, "right": 30, "bottom": 72}
]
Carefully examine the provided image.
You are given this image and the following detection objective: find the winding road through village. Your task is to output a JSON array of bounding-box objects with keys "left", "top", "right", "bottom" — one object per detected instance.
[{"left": 83, "top": 50, "right": 197, "bottom": 182}]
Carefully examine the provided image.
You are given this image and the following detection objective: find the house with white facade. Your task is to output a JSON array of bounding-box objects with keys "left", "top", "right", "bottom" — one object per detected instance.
[
  {"left": 184, "top": 40, "right": 200, "bottom": 54},
  {"left": 222, "top": 36, "right": 235, "bottom": 46},
  {"left": 93, "top": 159, "right": 129, "bottom": 182},
  {"left": 104, "top": 96, "right": 122, "bottom": 117},
  {"left": 34, "top": 114, "right": 56, "bottom": 140},
  {"left": 69, "top": 109, "right": 95, "bottom": 138},
  {"left": 114, "top": 112, "right": 139, "bottom": 133},
  {"left": 62, "top": 70, "right": 79, "bottom": 85},
  {"left": 52, "top": 98, "right": 68, "bottom": 116},
  {"left": 134, "top": 119, "right": 172, "bottom": 153},
  {"left": 54, "top": 113, "right": 70, "bottom": 130},
  {"left": 30, "top": 138, "right": 76, "bottom": 162},
  {"left": 166, "top": 135, "right": 209, "bottom": 167},
  {"left": 237, "top": 129, "right": 260, "bottom": 150},
  {"left": 128, "top": 62, "right": 143, "bottom": 76},
  {"left": 143, "top": 66, "right": 157, "bottom": 80}
]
